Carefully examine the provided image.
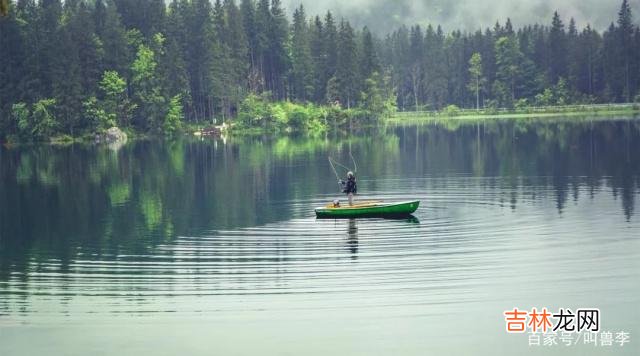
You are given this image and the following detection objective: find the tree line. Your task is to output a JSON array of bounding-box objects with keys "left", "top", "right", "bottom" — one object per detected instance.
[
  {"left": 0, "top": 0, "right": 639, "bottom": 140},
  {"left": 387, "top": 0, "right": 640, "bottom": 111}
]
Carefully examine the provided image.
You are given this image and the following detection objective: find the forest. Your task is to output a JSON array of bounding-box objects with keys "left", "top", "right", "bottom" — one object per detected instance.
[{"left": 0, "top": 0, "right": 639, "bottom": 140}]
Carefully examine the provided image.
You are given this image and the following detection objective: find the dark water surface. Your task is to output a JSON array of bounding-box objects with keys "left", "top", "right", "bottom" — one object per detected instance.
[{"left": 1, "top": 118, "right": 639, "bottom": 355}]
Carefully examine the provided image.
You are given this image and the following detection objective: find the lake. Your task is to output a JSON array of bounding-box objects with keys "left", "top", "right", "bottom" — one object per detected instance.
[{"left": 1, "top": 117, "right": 639, "bottom": 355}]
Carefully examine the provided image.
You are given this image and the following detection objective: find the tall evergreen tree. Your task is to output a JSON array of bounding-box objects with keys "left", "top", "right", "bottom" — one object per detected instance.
[
  {"left": 359, "top": 26, "right": 380, "bottom": 80},
  {"left": 265, "top": 0, "right": 289, "bottom": 98},
  {"left": 184, "top": 0, "right": 218, "bottom": 120},
  {"left": 95, "top": 0, "right": 129, "bottom": 75},
  {"left": 0, "top": 3, "right": 25, "bottom": 133},
  {"left": 548, "top": 11, "right": 567, "bottom": 84},
  {"left": 224, "top": 0, "right": 249, "bottom": 105},
  {"left": 408, "top": 25, "right": 424, "bottom": 110},
  {"left": 617, "top": 0, "right": 635, "bottom": 101},
  {"left": 162, "top": 0, "right": 191, "bottom": 114},
  {"left": 323, "top": 11, "right": 338, "bottom": 84},
  {"left": 336, "top": 19, "right": 357, "bottom": 108},
  {"left": 494, "top": 36, "right": 523, "bottom": 107},
  {"left": 309, "top": 15, "right": 326, "bottom": 102},
  {"left": 289, "top": 5, "right": 313, "bottom": 101}
]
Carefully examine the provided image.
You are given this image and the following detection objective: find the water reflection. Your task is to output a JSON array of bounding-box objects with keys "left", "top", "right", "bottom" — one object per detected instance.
[
  {"left": 0, "top": 117, "right": 639, "bottom": 316},
  {"left": 346, "top": 219, "right": 358, "bottom": 258}
]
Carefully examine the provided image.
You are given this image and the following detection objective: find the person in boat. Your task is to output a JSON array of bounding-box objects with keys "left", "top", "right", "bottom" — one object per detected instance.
[{"left": 340, "top": 171, "right": 357, "bottom": 206}]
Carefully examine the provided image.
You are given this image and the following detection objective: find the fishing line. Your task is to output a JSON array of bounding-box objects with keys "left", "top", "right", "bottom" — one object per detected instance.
[
  {"left": 328, "top": 157, "right": 341, "bottom": 181},
  {"left": 330, "top": 158, "right": 352, "bottom": 172},
  {"left": 349, "top": 151, "right": 357, "bottom": 174}
]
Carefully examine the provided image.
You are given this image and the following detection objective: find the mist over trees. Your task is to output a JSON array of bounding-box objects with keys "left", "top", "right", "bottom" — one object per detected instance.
[
  {"left": 0, "top": 0, "right": 639, "bottom": 139},
  {"left": 281, "top": 0, "right": 640, "bottom": 35}
]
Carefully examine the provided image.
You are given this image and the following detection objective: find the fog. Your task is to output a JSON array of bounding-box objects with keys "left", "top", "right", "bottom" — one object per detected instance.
[{"left": 282, "top": 0, "right": 640, "bottom": 33}]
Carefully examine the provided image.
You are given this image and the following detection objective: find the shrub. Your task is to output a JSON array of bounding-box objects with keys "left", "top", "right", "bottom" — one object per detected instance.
[
  {"left": 442, "top": 104, "right": 461, "bottom": 117},
  {"left": 163, "top": 94, "right": 184, "bottom": 135}
]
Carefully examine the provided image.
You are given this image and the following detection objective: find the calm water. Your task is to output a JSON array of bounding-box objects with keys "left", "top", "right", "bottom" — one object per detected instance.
[{"left": 1, "top": 117, "right": 639, "bottom": 355}]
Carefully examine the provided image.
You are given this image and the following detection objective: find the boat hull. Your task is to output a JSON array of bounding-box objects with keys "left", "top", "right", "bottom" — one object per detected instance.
[{"left": 315, "top": 200, "right": 420, "bottom": 218}]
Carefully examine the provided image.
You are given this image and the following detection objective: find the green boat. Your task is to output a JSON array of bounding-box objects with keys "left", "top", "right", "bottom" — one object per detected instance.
[{"left": 315, "top": 200, "right": 420, "bottom": 218}]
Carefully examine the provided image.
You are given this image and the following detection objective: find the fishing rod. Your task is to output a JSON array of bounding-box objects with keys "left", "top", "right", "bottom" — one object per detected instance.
[{"left": 328, "top": 155, "right": 358, "bottom": 191}]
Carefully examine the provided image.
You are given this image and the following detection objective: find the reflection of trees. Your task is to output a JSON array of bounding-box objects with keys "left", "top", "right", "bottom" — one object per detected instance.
[
  {"left": 0, "top": 119, "right": 638, "bottom": 281},
  {"left": 397, "top": 118, "right": 640, "bottom": 218},
  {"left": 0, "top": 132, "right": 401, "bottom": 278}
]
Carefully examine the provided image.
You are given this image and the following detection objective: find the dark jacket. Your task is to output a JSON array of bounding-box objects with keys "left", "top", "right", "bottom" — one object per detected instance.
[{"left": 341, "top": 176, "right": 357, "bottom": 194}]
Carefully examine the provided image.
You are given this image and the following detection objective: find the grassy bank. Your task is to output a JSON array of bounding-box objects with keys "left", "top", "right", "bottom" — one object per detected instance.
[{"left": 389, "top": 103, "right": 640, "bottom": 123}]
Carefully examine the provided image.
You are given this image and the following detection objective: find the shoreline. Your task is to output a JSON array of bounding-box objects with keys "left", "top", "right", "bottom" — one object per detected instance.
[
  {"left": 3, "top": 104, "right": 640, "bottom": 146},
  {"left": 389, "top": 103, "right": 640, "bottom": 123}
]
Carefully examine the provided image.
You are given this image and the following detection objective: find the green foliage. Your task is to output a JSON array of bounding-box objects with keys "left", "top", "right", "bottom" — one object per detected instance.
[
  {"left": 325, "top": 76, "right": 340, "bottom": 105},
  {"left": 494, "top": 36, "right": 523, "bottom": 107},
  {"left": 83, "top": 96, "right": 114, "bottom": 131},
  {"left": 11, "top": 103, "right": 30, "bottom": 139},
  {"left": 99, "top": 70, "right": 134, "bottom": 127},
  {"left": 131, "top": 43, "right": 166, "bottom": 130},
  {"left": 237, "top": 94, "right": 333, "bottom": 132},
  {"left": 514, "top": 98, "right": 530, "bottom": 111},
  {"left": 535, "top": 78, "right": 571, "bottom": 106},
  {"left": 467, "top": 52, "right": 484, "bottom": 109},
  {"left": 12, "top": 100, "right": 59, "bottom": 141},
  {"left": 442, "top": 105, "right": 461, "bottom": 116},
  {"left": 100, "top": 71, "right": 127, "bottom": 98},
  {"left": 2, "top": 0, "right": 640, "bottom": 141},
  {"left": 359, "top": 71, "right": 396, "bottom": 120},
  {"left": 360, "top": 74, "right": 385, "bottom": 115},
  {"left": 31, "top": 99, "right": 59, "bottom": 139},
  {"left": 238, "top": 93, "right": 273, "bottom": 128},
  {"left": 163, "top": 94, "right": 184, "bottom": 135}
]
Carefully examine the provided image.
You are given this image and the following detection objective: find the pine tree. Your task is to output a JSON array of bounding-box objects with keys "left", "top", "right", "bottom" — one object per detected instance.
[
  {"left": 289, "top": 5, "right": 313, "bottom": 101},
  {"left": 309, "top": 15, "right": 326, "bottom": 102},
  {"left": 424, "top": 25, "right": 448, "bottom": 109},
  {"left": 566, "top": 18, "right": 580, "bottom": 91},
  {"left": 359, "top": 26, "right": 380, "bottom": 80},
  {"left": 602, "top": 23, "right": 620, "bottom": 101},
  {"left": 0, "top": 3, "right": 24, "bottom": 133},
  {"left": 494, "top": 36, "right": 523, "bottom": 107},
  {"left": 114, "top": 0, "right": 165, "bottom": 38},
  {"left": 185, "top": 0, "right": 217, "bottom": 120},
  {"left": 224, "top": 0, "right": 249, "bottom": 108},
  {"left": 96, "top": 0, "right": 129, "bottom": 75},
  {"left": 548, "top": 11, "right": 567, "bottom": 84},
  {"left": 408, "top": 25, "right": 423, "bottom": 110},
  {"left": 265, "top": 0, "right": 289, "bottom": 99},
  {"left": 617, "top": 0, "right": 634, "bottom": 101},
  {"left": 212, "top": 0, "right": 233, "bottom": 118},
  {"left": 240, "top": 0, "right": 263, "bottom": 92},
  {"left": 336, "top": 19, "right": 357, "bottom": 108},
  {"left": 324, "top": 12, "right": 338, "bottom": 85},
  {"left": 162, "top": 0, "right": 192, "bottom": 117},
  {"left": 577, "top": 25, "right": 602, "bottom": 96},
  {"left": 254, "top": 0, "right": 270, "bottom": 86}
]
